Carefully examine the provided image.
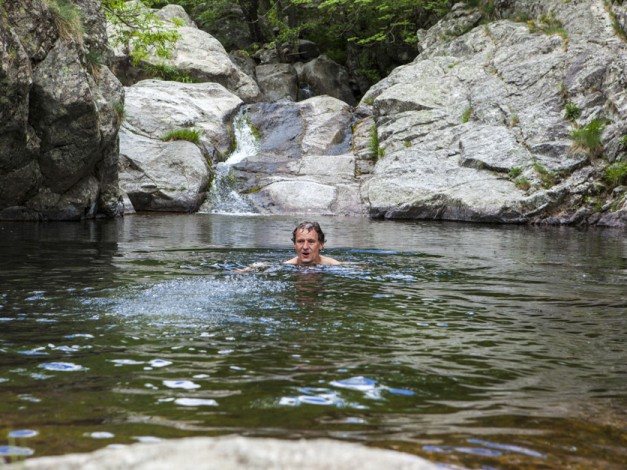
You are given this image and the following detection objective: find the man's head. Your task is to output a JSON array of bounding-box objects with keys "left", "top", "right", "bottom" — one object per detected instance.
[{"left": 291, "top": 221, "right": 326, "bottom": 265}]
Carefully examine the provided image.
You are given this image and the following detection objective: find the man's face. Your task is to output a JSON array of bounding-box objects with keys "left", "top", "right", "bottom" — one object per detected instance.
[{"left": 293, "top": 227, "right": 324, "bottom": 265}]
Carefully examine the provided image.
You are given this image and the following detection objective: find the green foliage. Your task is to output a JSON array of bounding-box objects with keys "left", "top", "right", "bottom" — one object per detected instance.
[
  {"left": 603, "top": 161, "right": 627, "bottom": 187},
  {"left": 161, "top": 128, "right": 201, "bottom": 144},
  {"left": 571, "top": 119, "right": 605, "bottom": 157},
  {"left": 620, "top": 135, "right": 627, "bottom": 147},
  {"left": 369, "top": 125, "right": 383, "bottom": 160},
  {"left": 103, "top": 0, "right": 180, "bottom": 66},
  {"left": 527, "top": 13, "right": 568, "bottom": 42},
  {"left": 510, "top": 114, "right": 519, "bottom": 127},
  {"left": 144, "top": 62, "right": 195, "bottom": 82},
  {"left": 46, "top": 0, "right": 84, "bottom": 43},
  {"left": 564, "top": 101, "right": 581, "bottom": 121},
  {"left": 514, "top": 177, "right": 530, "bottom": 191},
  {"left": 533, "top": 161, "right": 557, "bottom": 188},
  {"left": 461, "top": 107, "right": 473, "bottom": 123},
  {"left": 508, "top": 167, "right": 523, "bottom": 179},
  {"left": 113, "top": 101, "right": 125, "bottom": 122}
]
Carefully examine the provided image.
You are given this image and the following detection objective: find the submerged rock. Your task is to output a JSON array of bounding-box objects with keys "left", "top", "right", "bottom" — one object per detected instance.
[{"left": 10, "top": 436, "right": 437, "bottom": 470}]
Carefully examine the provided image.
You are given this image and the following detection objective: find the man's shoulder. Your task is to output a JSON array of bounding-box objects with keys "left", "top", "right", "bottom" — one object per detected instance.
[{"left": 320, "top": 255, "right": 341, "bottom": 266}]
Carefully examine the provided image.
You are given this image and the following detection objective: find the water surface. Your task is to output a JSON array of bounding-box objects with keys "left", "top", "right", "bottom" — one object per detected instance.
[{"left": 0, "top": 214, "right": 625, "bottom": 468}]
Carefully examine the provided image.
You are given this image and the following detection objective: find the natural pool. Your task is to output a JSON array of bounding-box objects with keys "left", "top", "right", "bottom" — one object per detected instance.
[{"left": 0, "top": 214, "right": 625, "bottom": 468}]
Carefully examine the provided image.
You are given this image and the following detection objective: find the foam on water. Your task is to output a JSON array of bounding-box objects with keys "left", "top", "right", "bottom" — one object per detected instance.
[{"left": 103, "top": 276, "right": 287, "bottom": 327}]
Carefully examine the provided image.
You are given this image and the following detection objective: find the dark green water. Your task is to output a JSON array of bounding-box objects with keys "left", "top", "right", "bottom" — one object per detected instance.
[{"left": 1, "top": 214, "right": 625, "bottom": 468}]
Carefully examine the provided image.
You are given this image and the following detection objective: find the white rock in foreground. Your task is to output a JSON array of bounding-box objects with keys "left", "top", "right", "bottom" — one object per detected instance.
[{"left": 12, "top": 436, "right": 437, "bottom": 470}]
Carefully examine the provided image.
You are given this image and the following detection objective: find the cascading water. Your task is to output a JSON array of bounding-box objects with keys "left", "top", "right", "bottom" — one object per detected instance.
[{"left": 204, "top": 109, "right": 259, "bottom": 214}]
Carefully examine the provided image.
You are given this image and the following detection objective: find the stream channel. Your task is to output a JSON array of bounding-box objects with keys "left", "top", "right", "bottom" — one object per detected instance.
[{"left": 0, "top": 215, "right": 625, "bottom": 468}]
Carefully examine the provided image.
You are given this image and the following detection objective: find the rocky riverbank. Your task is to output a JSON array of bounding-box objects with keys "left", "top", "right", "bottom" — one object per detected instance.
[{"left": 1, "top": 0, "right": 625, "bottom": 226}]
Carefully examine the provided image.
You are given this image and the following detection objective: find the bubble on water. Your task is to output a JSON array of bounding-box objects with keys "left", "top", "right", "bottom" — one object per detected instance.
[
  {"left": 387, "top": 387, "right": 415, "bottom": 396},
  {"left": 298, "top": 394, "right": 339, "bottom": 406},
  {"left": 18, "top": 394, "right": 41, "bottom": 403},
  {"left": 174, "top": 398, "right": 218, "bottom": 407},
  {"left": 53, "top": 345, "right": 84, "bottom": 353},
  {"left": 8, "top": 429, "right": 39, "bottom": 438},
  {"left": 279, "top": 397, "right": 299, "bottom": 406},
  {"left": 87, "top": 432, "right": 115, "bottom": 439},
  {"left": 330, "top": 376, "right": 377, "bottom": 392},
  {"left": 65, "top": 333, "right": 94, "bottom": 339},
  {"left": 149, "top": 359, "right": 172, "bottom": 368},
  {"left": 193, "top": 374, "right": 210, "bottom": 379},
  {"left": 134, "top": 436, "right": 163, "bottom": 443},
  {"left": 39, "top": 362, "right": 85, "bottom": 372},
  {"left": 0, "top": 445, "right": 34, "bottom": 457},
  {"left": 111, "top": 359, "right": 144, "bottom": 366},
  {"left": 218, "top": 349, "right": 234, "bottom": 355},
  {"left": 163, "top": 380, "right": 200, "bottom": 390},
  {"left": 19, "top": 348, "right": 48, "bottom": 356}
]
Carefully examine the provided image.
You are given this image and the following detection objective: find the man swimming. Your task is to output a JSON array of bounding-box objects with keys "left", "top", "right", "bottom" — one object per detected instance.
[{"left": 284, "top": 221, "right": 340, "bottom": 266}]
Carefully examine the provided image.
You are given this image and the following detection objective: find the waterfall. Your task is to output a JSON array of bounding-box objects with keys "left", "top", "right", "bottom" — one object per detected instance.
[{"left": 203, "top": 109, "right": 259, "bottom": 215}]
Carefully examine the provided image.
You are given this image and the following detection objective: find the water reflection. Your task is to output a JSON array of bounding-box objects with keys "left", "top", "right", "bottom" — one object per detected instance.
[{"left": 0, "top": 214, "right": 625, "bottom": 468}]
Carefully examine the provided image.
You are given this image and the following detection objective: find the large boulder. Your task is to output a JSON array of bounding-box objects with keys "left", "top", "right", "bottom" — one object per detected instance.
[
  {"left": 119, "top": 79, "right": 242, "bottom": 212},
  {"left": 108, "top": 4, "right": 260, "bottom": 103},
  {"left": 0, "top": 0, "right": 124, "bottom": 221},
  {"left": 296, "top": 55, "right": 357, "bottom": 106},
  {"left": 360, "top": 0, "right": 627, "bottom": 225}
]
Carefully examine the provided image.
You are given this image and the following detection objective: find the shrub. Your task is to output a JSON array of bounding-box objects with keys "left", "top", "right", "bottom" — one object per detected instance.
[
  {"left": 369, "top": 125, "right": 383, "bottom": 160},
  {"left": 603, "top": 161, "right": 627, "bottom": 187},
  {"left": 46, "top": 0, "right": 84, "bottom": 44},
  {"left": 515, "top": 177, "right": 530, "bottom": 191},
  {"left": 508, "top": 167, "right": 523, "bottom": 179},
  {"left": 161, "top": 128, "right": 201, "bottom": 144},
  {"left": 533, "top": 161, "right": 557, "bottom": 188},
  {"left": 527, "top": 13, "right": 568, "bottom": 41},
  {"left": 571, "top": 119, "right": 605, "bottom": 157},
  {"left": 461, "top": 107, "right": 473, "bottom": 123},
  {"left": 564, "top": 101, "right": 581, "bottom": 121}
]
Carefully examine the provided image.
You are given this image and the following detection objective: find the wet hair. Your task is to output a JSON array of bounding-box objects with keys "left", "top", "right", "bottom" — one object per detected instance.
[{"left": 291, "top": 221, "right": 326, "bottom": 244}]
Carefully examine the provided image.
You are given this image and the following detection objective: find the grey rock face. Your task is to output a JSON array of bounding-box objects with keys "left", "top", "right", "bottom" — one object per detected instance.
[
  {"left": 118, "top": 80, "right": 242, "bottom": 212},
  {"left": 0, "top": 0, "right": 124, "bottom": 220},
  {"left": 362, "top": 0, "right": 627, "bottom": 224},
  {"left": 213, "top": 96, "right": 364, "bottom": 216}
]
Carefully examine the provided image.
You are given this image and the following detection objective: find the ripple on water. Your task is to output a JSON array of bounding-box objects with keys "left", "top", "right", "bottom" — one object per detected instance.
[
  {"left": 0, "top": 446, "right": 35, "bottom": 457},
  {"left": 330, "top": 376, "right": 415, "bottom": 399},
  {"left": 163, "top": 380, "right": 200, "bottom": 390},
  {"left": 38, "top": 362, "right": 85, "bottom": 372},
  {"left": 87, "top": 432, "right": 115, "bottom": 439},
  {"left": 174, "top": 398, "right": 218, "bottom": 407},
  {"left": 7, "top": 430, "right": 39, "bottom": 438}
]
